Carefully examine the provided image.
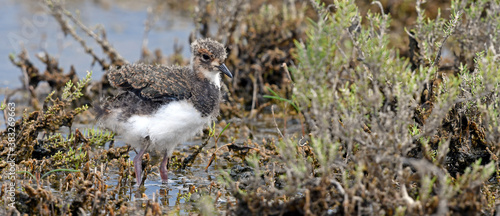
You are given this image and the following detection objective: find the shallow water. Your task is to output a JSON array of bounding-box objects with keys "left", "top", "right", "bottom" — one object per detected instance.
[
  {"left": 0, "top": 0, "right": 193, "bottom": 89},
  {"left": 54, "top": 115, "right": 300, "bottom": 213}
]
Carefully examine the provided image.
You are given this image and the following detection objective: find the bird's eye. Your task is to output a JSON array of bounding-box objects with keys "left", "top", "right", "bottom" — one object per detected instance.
[{"left": 202, "top": 54, "right": 210, "bottom": 61}]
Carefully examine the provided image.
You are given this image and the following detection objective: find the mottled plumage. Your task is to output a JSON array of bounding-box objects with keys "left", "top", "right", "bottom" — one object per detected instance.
[
  {"left": 108, "top": 65, "right": 190, "bottom": 101},
  {"left": 94, "top": 38, "right": 232, "bottom": 186}
]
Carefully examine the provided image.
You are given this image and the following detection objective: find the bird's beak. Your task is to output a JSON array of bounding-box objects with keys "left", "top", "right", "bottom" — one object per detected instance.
[{"left": 217, "top": 64, "right": 233, "bottom": 78}]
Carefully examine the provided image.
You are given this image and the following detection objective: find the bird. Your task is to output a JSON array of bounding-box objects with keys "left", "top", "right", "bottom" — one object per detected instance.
[{"left": 93, "top": 38, "right": 232, "bottom": 185}]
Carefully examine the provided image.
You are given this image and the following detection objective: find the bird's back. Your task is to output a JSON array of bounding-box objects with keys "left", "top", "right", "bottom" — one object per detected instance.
[
  {"left": 94, "top": 64, "right": 193, "bottom": 121},
  {"left": 108, "top": 64, "right": 193, "bottom": 102}
]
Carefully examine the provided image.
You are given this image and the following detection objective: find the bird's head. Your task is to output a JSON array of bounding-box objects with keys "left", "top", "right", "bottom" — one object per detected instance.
[{"left": 190, "top": 38, "right": 232, "bottom": 87}]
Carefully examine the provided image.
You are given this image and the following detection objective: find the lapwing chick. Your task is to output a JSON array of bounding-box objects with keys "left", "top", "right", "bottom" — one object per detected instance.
[{"left": 94, "top": 38, "right": 232, "bottom": 185}]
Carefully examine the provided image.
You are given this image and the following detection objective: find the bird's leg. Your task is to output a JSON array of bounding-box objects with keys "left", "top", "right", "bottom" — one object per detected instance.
[
  {"left": 134, "top": 137, "right": 151, "bottom": 186},
  {"left": 160, "top": 150, "right": 169, "bottom": 183}
]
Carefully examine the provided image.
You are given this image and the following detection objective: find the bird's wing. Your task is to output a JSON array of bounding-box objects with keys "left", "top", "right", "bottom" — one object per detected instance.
[{"left": 107, "top": 64, "right": 192, "bottom": 102}]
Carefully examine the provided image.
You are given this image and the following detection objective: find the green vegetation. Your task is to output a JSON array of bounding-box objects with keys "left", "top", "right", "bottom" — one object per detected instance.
[{"left": 222, "top": 0, "right": 500, "bottom": 214}]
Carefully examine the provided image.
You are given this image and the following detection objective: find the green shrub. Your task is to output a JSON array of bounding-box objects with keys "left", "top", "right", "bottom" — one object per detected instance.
[{"left": 226, "top": 0, "right": 500, "bottom": 214}]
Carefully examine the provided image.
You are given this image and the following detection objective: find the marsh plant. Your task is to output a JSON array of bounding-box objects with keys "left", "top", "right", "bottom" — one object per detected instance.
[
  {"left": 0, "top": 72, "right": 127, "bottom": 215},
  {"left": 222, "top": 0, "right": 500, "bottom": 215}
]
